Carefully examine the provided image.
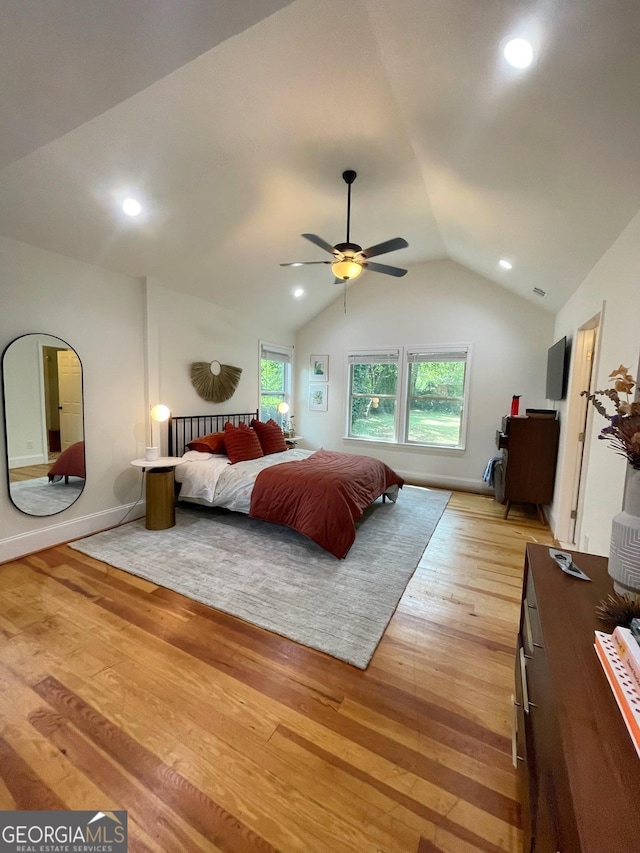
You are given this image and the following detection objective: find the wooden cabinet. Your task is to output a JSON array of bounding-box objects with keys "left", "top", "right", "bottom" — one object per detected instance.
[
  {"left": 498, "top": 416, "right": 559, "bottom": 520},
  {"left": 515, "top": 544, "right": 640, "bottom": 852}
]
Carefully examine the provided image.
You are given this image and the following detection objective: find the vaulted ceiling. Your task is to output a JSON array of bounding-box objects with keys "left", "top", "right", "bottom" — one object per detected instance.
[{"left": 3, "top": 0, "right": 640, "bottom": 333}]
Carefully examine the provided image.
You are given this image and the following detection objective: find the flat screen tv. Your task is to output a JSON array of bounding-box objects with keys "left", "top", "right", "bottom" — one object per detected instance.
[{"left": 546, "top": 336, "right": 568, "bottom": 400}]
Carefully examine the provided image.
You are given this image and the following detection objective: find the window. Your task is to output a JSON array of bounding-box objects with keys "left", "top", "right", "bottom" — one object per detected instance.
[
  {"left": 260, "top": 342, "right": 292, "bottom": 423},
  {"left": 347, "top": 345, "right": 470, "bottom": 448},
  {"left": 405, "top": 347, "right": 468, "bottom": 446},
  {"left": 348, "top": 350, "right": 399, "bottom": 442}
]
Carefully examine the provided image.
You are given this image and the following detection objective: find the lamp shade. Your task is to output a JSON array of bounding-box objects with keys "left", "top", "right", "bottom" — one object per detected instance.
[
  {"left": 277, "top": 402, "right": 290, "bottom": 416},
  {"left": 331, "top": 259, "right": 363, "bottom": 281},
  {"left": 148, "top": 404, "right": 170, "bottom": 453},
  {"left": 150, "top": 404, "right": 171, "bottom": 422}
]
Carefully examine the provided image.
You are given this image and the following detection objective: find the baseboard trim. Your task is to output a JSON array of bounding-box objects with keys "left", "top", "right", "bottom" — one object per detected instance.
[
  {"left": 0, "top": 503, "right": 146, "bottom": 564},
  {"left": 396, "top": 469, "right": 493, "bottom": 495}
]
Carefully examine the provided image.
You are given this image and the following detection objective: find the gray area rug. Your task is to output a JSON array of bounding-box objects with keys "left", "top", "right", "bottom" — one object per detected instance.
[
  {"left": 10, "top": 476, "right": 84, "bottom": 515},
  {"left": 70, "top": 485, "right": 450, "bottom": 668}
]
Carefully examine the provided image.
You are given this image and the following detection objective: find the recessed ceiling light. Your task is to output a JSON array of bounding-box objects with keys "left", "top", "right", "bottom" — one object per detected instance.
[
  {"left": 293, "top": 288, "right": 304, "bottom": 298},
  {"left": 503, "top": 38, "right": 534, "bottom": 69},
  {"left": 122, "top": 197, "right": 142, "bottom": 216},
  {"left": 499, "top": 259, "right": 513, "bottom": 270},
  {"left": 291, "top": 262, "right": 303, "bottom": 267}
]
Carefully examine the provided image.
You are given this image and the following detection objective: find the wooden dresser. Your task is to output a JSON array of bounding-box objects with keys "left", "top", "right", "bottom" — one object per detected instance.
[
  {"left": 515, "top": 544, "right": 640, "bottom": 853},
  {"left": 497, "top": 416, "right": 560, "bottom": 521}
]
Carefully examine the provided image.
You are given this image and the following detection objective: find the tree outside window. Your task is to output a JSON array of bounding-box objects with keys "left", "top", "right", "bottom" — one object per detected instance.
[
  {"left": 406, "top": 358, "right": 466, "bottom": 445},
  {"left": 348, "top": 353, "right": 399, "bottom": 441}
]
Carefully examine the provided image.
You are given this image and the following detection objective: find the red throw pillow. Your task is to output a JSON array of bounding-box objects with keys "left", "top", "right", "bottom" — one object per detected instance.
[
  {"left": 186, "top": 431, "right": 226, "bottom": 454},
  {"left": 223, "top": 422, "right": 264, "bottom": 463},
  {"left": 251, "top": 418, "right": 287, "bottom": 455}
]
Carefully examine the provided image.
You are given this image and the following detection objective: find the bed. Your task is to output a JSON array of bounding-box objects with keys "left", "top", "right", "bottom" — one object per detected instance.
[{"left": 169, "top": 411, "right": 404, "bottom": 558}]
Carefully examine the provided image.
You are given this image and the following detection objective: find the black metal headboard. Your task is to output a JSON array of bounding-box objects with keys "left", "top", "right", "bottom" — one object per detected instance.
[{"left": 168, "top": 410, "right": 258, "bottom": 457}]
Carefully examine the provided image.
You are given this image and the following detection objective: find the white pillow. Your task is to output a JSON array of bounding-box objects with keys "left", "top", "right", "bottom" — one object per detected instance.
[{"left": 181, "top": 449, "right": 219, "bottom": 461}]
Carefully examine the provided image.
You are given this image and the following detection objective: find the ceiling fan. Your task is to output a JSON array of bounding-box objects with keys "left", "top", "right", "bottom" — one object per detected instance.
[{"left": 281, "top": 170, "right": 409, "bottom": 282}]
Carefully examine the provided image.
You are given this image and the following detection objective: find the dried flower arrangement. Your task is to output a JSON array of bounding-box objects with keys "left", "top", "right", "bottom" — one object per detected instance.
[{"left": 581, "top": 365, "right": 640, "bottom": 469}]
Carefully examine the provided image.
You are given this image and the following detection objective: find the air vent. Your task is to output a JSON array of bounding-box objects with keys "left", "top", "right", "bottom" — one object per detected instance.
[{"left": 532, "top": 287, "right": 547, "bottom": 298}]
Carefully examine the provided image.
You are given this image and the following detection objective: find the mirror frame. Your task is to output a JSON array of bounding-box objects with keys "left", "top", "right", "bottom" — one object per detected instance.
[{"left": 2, "top": 333, "right": 85, "bottom": 516}]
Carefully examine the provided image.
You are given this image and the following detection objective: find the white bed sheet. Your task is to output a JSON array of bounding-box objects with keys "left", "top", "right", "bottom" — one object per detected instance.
[{"left": 175, "top": 448, "right": 313, "bottom": 514}]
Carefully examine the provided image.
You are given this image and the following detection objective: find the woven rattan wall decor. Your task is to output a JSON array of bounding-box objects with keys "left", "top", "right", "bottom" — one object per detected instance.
[{"left": 190, "top": 360, "right": 242, "bottom": 403}]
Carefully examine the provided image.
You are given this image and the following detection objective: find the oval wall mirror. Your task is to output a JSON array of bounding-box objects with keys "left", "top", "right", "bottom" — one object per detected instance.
[{"left": 2, "top": 333, "right": 85, "bottom": 516}]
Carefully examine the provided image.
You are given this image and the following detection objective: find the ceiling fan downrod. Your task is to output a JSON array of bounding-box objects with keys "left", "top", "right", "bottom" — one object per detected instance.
[{"left": 343, "top": 170, "right": 357, "bottom": 245}]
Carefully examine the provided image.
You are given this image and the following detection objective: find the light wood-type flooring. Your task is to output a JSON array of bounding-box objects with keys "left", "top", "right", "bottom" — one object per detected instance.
[
  {"left": 9, "top": 456, "right": 59, "bottom": 483},
  {"left": 0, "top": 491, "right": 556, "bottom": 852}
]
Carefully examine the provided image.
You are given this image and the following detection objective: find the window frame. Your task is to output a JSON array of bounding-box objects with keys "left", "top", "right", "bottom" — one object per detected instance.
[{"left": 346, "top": 344, "right": 471, "bottom": 450}]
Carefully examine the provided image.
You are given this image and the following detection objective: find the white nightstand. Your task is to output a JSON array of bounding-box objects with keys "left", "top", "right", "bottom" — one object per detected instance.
[
  {"left": 131, "top": 457, "right": 183, "bottom": 530},
  {"left": 285, "top": 436, "right": 304, "bottom": 448}
]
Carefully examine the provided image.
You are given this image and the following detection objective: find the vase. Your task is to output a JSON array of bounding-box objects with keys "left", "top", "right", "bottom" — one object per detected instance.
[{"left": 609, "top": 466, "right": 640, "bottom": 598}]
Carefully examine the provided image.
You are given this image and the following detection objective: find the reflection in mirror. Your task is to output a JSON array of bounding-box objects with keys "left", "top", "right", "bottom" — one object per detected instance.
[{"left": 2, "top": 333, "right": 85, "bottom": 516}]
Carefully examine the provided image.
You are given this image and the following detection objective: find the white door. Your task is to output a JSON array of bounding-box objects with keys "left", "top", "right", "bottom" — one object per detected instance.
[{"left": 57, "top": 349, "right": 83, "bottom": 449}]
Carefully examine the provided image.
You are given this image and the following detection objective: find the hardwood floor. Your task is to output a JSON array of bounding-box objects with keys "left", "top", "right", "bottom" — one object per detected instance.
[
  {"left": 0, "top": 491, "right": 556, "bottom": 852},
  {"left": 9, "top": 457, "right": 59, "bottom": 483}
]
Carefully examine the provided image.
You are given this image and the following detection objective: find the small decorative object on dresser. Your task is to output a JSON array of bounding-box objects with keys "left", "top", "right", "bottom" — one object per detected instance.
[
  {"left": 610, "top": 466, "right": 640, "bottom": 597},
  {"left": 596, "top": 591, "right": 640, "bottom": 626},
  {"left": 582, "top": 364, "right": 640, "bottom": 597}
]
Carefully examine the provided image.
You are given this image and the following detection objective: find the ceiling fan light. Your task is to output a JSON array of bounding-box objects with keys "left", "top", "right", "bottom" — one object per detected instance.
[{"left": 331, "top": 259, "right": 363, "bottom": 280}]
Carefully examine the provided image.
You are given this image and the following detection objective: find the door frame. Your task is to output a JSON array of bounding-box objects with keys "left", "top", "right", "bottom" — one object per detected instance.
[{"left": 553, "top": 310, "right": 602, "bottom": 547}]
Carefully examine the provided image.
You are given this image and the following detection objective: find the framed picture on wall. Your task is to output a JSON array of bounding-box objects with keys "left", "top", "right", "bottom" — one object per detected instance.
[
  {"left": 310, "top": 354, "right": 329, "bottom": 382},
  {"left": 309, "top": 383, "right": 328, "bottom": 412}
]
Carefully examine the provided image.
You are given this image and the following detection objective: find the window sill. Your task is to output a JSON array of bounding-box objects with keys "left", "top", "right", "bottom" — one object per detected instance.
[{"left": 342, "top": 436, "right": 465, "bottom": 453}]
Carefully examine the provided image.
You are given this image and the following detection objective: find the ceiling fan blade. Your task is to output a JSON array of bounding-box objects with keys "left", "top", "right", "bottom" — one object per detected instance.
[
  {"left": 363, "top": 261, "right": 408, "bottom": 277},
  {"left": 301, "top": 233, "right": 337, "bottom": 255},
  {"left": 280, "top": 260, "right": 332, "bottom": 267},
  {"left": 360, "top": 237, "right": 408, "bottom": 259}
]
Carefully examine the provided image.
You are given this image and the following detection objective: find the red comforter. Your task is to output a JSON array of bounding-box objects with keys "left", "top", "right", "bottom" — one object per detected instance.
[{"left": 249, "top": 449, "right": 404, "bottom": 558}]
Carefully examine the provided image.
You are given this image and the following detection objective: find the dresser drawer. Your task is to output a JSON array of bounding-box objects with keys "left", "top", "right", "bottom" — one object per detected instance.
[{"left": 522, "top": 569, "right": 543, "bottom": 657}]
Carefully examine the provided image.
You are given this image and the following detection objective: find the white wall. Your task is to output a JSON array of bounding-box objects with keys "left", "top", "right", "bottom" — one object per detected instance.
[
  {"left": 146, "top": 282, "right": 294, "bottom": 449},
  {"left": 0, "top": 236, "right": 147, "bottom": 561},
  {"left": 295, "top": 259, "right": 554, "bottom": 490},
  {"left": 551, "top": 209, "right": 640, "bottom": 556}
]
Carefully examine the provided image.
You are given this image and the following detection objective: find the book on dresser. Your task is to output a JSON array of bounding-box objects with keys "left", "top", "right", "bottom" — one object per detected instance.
[
  {"left": 594, "top": 630, "right": 640, "bottom": 758},
  {"left": 611, "top": 625, "right": 640, "bottom": 693}
]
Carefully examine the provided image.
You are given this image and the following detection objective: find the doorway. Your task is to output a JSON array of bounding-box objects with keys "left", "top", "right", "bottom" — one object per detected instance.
[
  {"left": 41, "top": 345, "right": 83, "bottom": 458},
  {"left": 556, "top": 312, "right": 601, "bottom": 547},
  {"left": 42, "top": 345, "right": 63, "bottom": 458}
]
